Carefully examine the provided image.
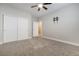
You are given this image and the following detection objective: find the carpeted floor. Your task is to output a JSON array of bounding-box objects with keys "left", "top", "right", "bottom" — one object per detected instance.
[{"left": 0, "top": 37, "right": 79, "bottom": 56}]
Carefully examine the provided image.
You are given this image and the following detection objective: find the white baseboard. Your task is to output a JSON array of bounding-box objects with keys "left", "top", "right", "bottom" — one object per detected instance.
[
  {"left": 42, "top": 36, "right": 79, "bottom": 46},
  {"left": 0, "top": 36, "right": 32, "bottom": 45}
]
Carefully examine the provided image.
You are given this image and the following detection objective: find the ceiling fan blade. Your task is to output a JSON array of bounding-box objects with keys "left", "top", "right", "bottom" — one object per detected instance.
[
  {"left": 43, "top": 6, "right": 48, "bottom": 10},
  {"left": 31, "top": 5, "right": 38, "bottom": 8},
  {"left": 43, "top": 3, "right": 52, "bottom": 5},
  {"left": 38, "top": 8, "right": 40, "bottom": 11}
]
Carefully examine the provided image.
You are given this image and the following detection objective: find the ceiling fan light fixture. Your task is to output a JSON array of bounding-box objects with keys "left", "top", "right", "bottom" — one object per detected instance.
[
  {"left": 31, "top": 3, "right": 52, "bottom": 11},
  {"left": 38, "top": 4, "right": 43, "bottom": 8}
]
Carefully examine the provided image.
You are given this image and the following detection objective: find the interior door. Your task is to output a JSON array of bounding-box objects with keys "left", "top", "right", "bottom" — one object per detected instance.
[
  {"left": 4, "top": 14, "right": 18, "bottom": 43},
  {"left": 33, "top": 21, "right": 39, "bottom": 37},
  {"left": 18, "top": 17, "right": 28, "bottom": 40}
]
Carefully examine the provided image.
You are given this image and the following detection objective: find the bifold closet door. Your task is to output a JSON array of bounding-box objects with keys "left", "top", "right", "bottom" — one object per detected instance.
[
  {"left": 18, "top": 17, "right": 28, "bottom": 40},
  {"left": 4, "top": 15, "right": 18, "bottom": 43}
]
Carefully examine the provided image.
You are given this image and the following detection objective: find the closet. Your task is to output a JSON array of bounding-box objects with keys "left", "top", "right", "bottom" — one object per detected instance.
[
  {"left": 18, "top": 17, "right": 28, "bottom": 40},
  {"left": 0, "top": 13, "right": 29, "bottom": 43},
  {"left": 4, "top": 14, "right": 18, "bottom": 43}
]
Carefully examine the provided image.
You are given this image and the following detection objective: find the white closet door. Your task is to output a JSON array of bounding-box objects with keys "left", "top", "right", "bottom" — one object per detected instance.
[
  {"left": 18, "top": 17, "right": 28, "bottom": 40},
  {"left": 4, "top": 15, "right": 18, "bottom": 43}
]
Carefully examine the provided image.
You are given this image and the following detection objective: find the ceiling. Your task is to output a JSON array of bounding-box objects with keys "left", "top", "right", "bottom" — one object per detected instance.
[{"left": 7, "top": 3, "right": 70, "bottom": 18}]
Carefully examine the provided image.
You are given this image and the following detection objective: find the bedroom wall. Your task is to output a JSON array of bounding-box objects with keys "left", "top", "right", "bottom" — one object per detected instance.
[
  {"left": 0, "top": 4, "right": 34, "bottom": 43},
  {"left": 40, "top": 4, "right": 79, "bottom": 44},
  {"left": 0, "top": 12, "right": 3, "bottom": 44}
]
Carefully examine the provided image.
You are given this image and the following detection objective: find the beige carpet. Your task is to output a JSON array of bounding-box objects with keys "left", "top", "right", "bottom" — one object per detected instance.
[{"left": 0, "top": 37, "right": 79, "bottom": 56}]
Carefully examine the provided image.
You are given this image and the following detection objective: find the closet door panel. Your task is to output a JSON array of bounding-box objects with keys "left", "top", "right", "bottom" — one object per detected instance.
[
  {"left": 4, "top": 15, "right": 17, "bottom": 43},
  {"left": 18, "top": 17, "right": 28, "bottom": 40}
]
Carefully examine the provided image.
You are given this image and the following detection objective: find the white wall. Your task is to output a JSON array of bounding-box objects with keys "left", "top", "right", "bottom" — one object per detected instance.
[
  {"left": 0, "top": 13, "right": 3, "bottom": 44},
  {"left": 0, "top": 4, "right": 33, "bottom": 43},
  {"left": 40, "top": 4, "right": 79, "bottom": 44}
]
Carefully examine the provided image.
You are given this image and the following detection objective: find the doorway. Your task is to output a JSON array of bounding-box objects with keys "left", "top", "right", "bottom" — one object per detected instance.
[{"left": 33, "top": 20, "right": 43, "bottom": 37}]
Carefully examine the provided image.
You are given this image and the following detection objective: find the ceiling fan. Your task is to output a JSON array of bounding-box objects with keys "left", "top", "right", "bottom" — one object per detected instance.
[{"left": 31, "top": 3, "right": 52, "bottom": 11}]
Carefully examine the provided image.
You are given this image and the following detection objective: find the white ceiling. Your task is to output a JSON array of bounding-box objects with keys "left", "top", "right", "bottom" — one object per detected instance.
[{"left": 7, "top": 3, "right": 70, "bottom": 18}]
